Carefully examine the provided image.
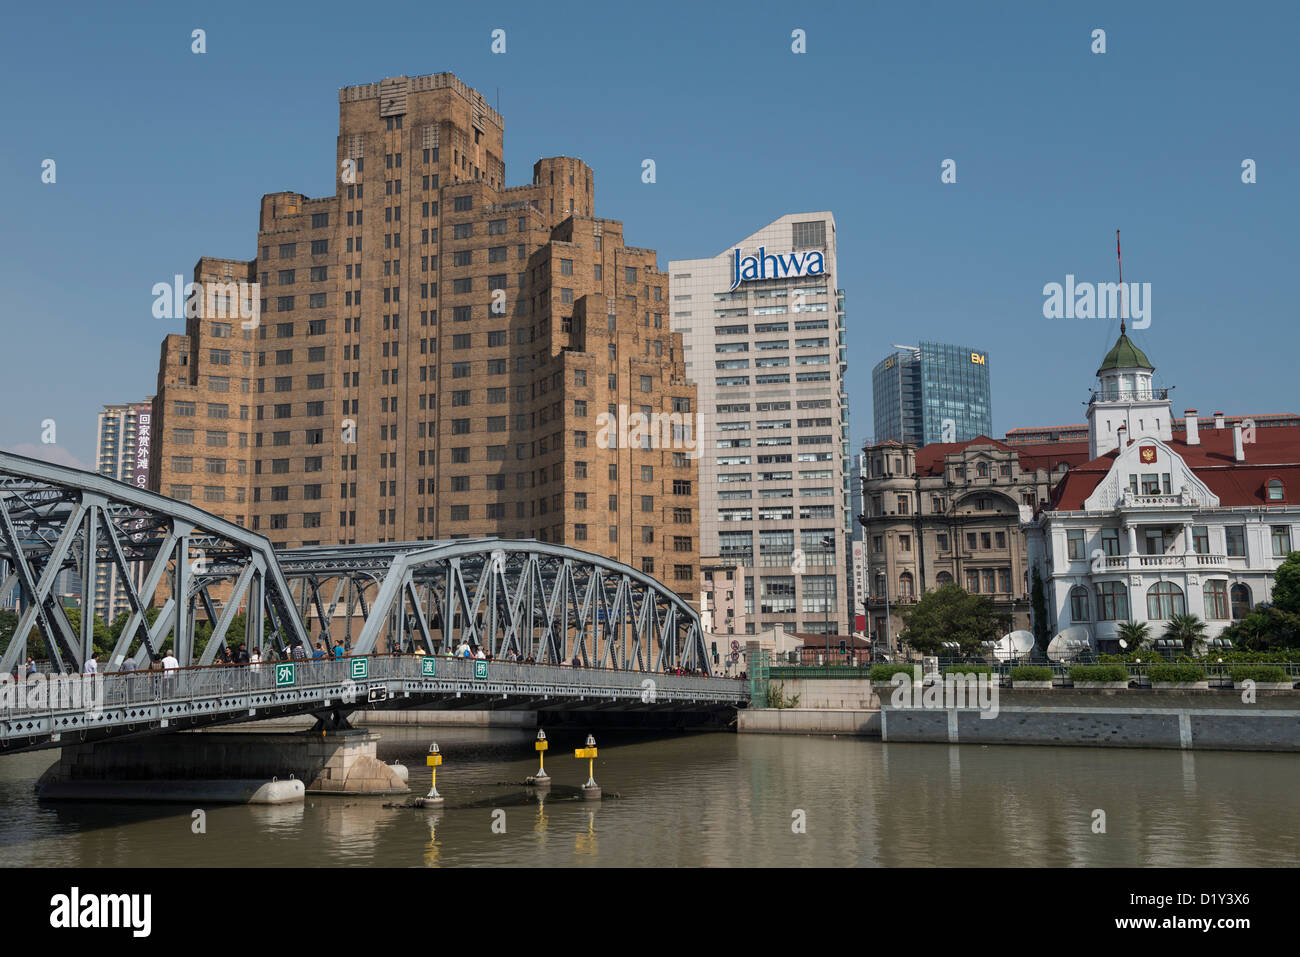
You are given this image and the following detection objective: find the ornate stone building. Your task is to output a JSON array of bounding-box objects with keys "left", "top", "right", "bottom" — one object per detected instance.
[
  {"left": 1027, "top": 328, "right": 1300, "bottom": 651},
  {"left": 858, "top": 435, "right": 1088, "bottom": 651}
]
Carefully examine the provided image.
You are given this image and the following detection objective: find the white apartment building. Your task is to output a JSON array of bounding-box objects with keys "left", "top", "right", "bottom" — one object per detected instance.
[
  {"left": 1026, "top": 328, "right": 1300, "bottom": 650},
  {"left": 670, "top": 213, "right": 850, "bottom": 636},
  {"left": 94, "top": 400, "right": 153, "bottom": 620}
]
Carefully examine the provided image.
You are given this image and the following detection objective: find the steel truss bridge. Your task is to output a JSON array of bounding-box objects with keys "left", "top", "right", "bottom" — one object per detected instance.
[{"left": 0, "top": 450, "right": 745, "bottom": 752}]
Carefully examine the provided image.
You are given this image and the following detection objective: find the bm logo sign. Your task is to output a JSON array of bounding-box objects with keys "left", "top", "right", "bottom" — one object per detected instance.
[{"left": 970, "top": 352, "right": 986, "bottom": 365}]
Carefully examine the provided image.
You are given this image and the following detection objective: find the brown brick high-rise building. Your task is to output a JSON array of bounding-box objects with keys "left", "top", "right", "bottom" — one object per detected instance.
[{"left": 151, "top": 72, "right": 699, "bottom": 606}]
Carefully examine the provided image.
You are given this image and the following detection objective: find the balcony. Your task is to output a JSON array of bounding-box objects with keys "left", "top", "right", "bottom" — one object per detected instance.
[
  {"left": 1100, "top": 553, "right": 1228, "bottom": 570},
  {"left": 1089, "top": 388, "right": 1170, "bottom": 407}
]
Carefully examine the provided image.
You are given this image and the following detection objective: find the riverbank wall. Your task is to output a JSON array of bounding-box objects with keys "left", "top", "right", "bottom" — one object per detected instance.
[{"left": 740, "top": 683, "right": 1300, "bottom": 752}]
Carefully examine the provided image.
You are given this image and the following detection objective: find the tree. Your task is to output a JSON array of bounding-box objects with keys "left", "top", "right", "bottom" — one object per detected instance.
[
  {"left": 1270, "top": 551, "right": 1300, "bottom": 615},
  {"left": 899, "top": 584, "right": 1002, "bottom": 657},
  {"left": 1163, "top": 613, "right": 1206, "bottom": 657},
  {"left": 1219, "top": 605, "right": 1300, "bottom": 652},
  {"left": 1116, "top": 620, "right": 1151, "bottom": 651},
  {"left": 1030, "top": 567, "right": 1050, "bottom": 655}
]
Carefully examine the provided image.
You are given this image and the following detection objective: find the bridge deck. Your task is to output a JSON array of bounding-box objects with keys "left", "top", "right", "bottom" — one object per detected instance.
[{"left": 0, "top": 657, "right": 748, "bottom": 754}]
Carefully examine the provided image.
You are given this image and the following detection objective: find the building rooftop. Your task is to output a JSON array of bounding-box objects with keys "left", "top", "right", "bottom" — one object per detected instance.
[{"left": 1046, "top": 425, "right": 1300, "bottom": 510}]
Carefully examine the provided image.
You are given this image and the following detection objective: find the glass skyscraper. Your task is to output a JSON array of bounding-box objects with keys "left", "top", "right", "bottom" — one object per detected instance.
[{"left": 872, "top": 341, "right": 991, "bottom": 447}]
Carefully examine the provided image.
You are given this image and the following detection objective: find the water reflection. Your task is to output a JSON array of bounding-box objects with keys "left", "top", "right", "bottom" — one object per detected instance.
[{"left": 0, "top": 728, "right": 1295, "bottom": 867}]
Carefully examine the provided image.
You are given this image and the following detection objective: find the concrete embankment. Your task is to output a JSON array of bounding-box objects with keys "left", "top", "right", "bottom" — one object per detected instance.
[
  {"left": 37, "top": 728, "right": 408, "bottom": 802},
  {"left": 741, "top": 682, "right": 1300, "bottom": 752}
]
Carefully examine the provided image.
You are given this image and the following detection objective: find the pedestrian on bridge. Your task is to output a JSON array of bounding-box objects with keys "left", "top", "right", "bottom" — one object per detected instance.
[{"left": 83, "top": 655, "right": 98, "bottom": 676}]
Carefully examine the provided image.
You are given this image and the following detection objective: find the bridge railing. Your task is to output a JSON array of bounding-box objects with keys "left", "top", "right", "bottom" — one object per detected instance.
[{"left": 0, "top": 655, "right": 746, "bottom": 716}]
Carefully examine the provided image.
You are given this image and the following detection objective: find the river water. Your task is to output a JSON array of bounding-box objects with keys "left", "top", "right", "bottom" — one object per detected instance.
[{"left": 1, "top": 727, "right": 1296, "bottom": 867}]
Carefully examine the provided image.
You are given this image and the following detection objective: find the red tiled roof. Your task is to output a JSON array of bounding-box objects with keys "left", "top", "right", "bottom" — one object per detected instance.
[
  {"left": 912, "top": 436, "right": 1092, "bottom": 477},
  {"left": 1046, "top": 425, "right": 1300, "bottom": 510}
]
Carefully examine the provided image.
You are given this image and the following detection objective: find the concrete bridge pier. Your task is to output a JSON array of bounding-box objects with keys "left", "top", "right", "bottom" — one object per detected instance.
[{"left": 36, "top": 726, "right": 409, "bottom": 803}]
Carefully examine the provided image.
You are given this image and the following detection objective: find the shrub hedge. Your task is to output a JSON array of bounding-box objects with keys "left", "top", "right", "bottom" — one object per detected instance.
[
  {"left": 1148, "top": 663, "right": 1207, "bottom": 683},
  {"left": 869, "top": 664, "right": 918, "bottom": 682},
  {"left": 1009, "top": 666, "right": 1054, "bottom": 681},
  {"left": 1069, "top": 664, "right": 1130, "bottom": 683},
  {"left": 1227, "top": 664, "right": 1290, "bottom": 684}
]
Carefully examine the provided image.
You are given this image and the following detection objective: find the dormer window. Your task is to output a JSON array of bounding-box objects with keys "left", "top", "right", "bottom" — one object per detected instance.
[{"left": 1267, "top": 478, "right": 1285, "bottom": 502}]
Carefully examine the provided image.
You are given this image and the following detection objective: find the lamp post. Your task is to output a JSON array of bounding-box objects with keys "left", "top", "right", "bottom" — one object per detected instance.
[{"left": 822, "top": 534, "right": 835, "bottom": 661}]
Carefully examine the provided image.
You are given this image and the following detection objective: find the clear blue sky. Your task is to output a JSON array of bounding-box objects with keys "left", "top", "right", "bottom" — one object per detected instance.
[{"left": 2, "top": 0, "right": 1297, "bottom": 468}]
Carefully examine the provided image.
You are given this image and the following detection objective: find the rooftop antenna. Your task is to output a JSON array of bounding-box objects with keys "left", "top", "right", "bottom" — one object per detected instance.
[{"left": 1116, "top": 228, "right": 1125, "bottom": 336}]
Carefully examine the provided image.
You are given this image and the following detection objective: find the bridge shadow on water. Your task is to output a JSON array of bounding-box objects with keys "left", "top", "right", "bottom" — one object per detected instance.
[{"left": 0, "top": 725, "right": 682, "bottom": 851}]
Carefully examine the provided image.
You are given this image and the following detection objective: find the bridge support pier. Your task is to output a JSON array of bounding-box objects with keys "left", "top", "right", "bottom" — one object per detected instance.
[{"left": 36, "top": 728, "right": 409, "bottom": 802}]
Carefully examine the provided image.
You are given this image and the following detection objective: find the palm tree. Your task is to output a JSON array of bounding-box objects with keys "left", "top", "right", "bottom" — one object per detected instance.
[
  {"left": 1164, "top": 613, "right": 1207, "bottom": 657},
  {"left": 1116, "top": 620, "right": 1151, "bottom": 652}
]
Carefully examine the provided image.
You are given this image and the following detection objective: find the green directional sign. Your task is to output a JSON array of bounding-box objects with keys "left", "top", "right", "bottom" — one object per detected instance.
[
  {"left": 275, "top": 663, "right": 295, "bottom": 688},
  {"left": 474, "top": 659, "right": 488, "bottom": 680},
  {"left": 350, "top": 657, "right": 369, "bottom": 680},
  {"left": 421, "top": 657, "right": 436, "bottom": 677}
]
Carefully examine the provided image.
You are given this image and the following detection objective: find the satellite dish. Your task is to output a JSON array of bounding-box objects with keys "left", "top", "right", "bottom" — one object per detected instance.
[
  {"left": 990, "top": 630, "right": 1034, "bottom": 661},
  {"left": 1048, "top": 626, "right": 1091, "bottom": 662},
  {"left": 1007, "top": 630, "right": 1035, "bottom": 655}
]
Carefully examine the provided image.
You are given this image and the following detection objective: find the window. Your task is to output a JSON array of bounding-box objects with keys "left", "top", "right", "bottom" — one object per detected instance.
[
  {"left": 1096, "top": 581, "right": 1129, "bottom": 620},
  {"left": 1230, "top": 583, "right": 1252, "bottom": 619},
  {"left": 1267, "top": 479, "right": 1285, "bottom": 501},
  {"left": 1204, "top": 580, "right": 1229, "bottom": 620},
  {"left": 1272, "top": 525, "right": 1292, "bottom": 557},
  {"left": 1101, "top": 527, "right": 1120, "bottom": 556},
  {"left": 1191, "top": 526, "right": 1209, "bottom": 554},
  {"left": 1226, "top": 525, "right": 1246, "bottom": 557},
  {"left": 1067, "top": 529, "right": 1086, "bottom": 560},
  {"left": 935, "top": 571, "right": 953, "bottom": 586},
  {"left": 1070, "top": 586, "right": 1091, "bottom": 621},
  {"left": 1145, "top": 581, "right": 1185, "bottom": 620},
  {"left": 897, "top": 572, "right": 914, "bottom": 598}
]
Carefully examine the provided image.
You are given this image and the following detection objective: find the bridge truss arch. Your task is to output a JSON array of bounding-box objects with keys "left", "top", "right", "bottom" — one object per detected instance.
[
  {"left": 0, "top": 452, "right": 709, "bottom": 676},
  {"left": 0, "top": 450, "right": 308, "bottom": 673},
  {"left": 267, "top": 539, "right": 710, "bottom": 674}
]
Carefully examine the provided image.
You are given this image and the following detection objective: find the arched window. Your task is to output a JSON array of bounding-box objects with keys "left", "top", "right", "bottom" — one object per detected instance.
[
  {"left": 1069, "top": 586, "right": 1091, "bottom": 622},
  {"left": 1204, "top": 580, "right": 1229, "bottom": 620},
  {"left": 935, "top": 571, "right": 953, "bottom": 587},
  {"left": 1230, "top": 583, "right": 1252, "bottom": 619},
  {"left": 1266, "top": 479, "right": 1285, "bottom": 502},
  {"left": 898, "top": 571, "right": 914, "bottom": 598},
  {"left": 1146, "top": 581, "right": 1185, "bottom": 620},
  {"left": 1096, "top": 581, "right": 1129, "bottom": 620}
]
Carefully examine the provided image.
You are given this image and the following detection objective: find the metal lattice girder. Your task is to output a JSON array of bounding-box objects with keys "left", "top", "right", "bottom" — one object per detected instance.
[
  {"left": 274, "top": 539, "right": 710, "bottom": 675},
  {"left": 0, "top": 450, "right": 708, "bottom": 676},
  {"left": 0, "top": 450, "right": 308, "bottom": 672}
]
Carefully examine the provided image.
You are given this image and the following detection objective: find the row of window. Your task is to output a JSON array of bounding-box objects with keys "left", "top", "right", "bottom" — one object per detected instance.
[
  {"left": 1068, "top": 580, "right": 1253, "bottom": 621},
  {"left": 1066, "top": 525, "right": 1289, "bottom": 559}
]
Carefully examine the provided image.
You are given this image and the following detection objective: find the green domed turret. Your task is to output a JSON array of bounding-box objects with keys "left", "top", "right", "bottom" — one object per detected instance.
[{"left": 1096, "top": 330, "right": 1153, "bottom": 376}]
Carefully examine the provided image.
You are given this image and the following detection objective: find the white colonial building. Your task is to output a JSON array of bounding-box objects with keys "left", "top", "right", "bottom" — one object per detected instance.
[{"left": 1026, "top": 327, "right": 1300, "bottom": 651}]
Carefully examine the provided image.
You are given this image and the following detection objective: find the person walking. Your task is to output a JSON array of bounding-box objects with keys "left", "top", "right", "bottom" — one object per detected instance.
[
  {"left": 83, "top": 654, "right": 98, "bottom": 676},
  {"left": 161, "top": 648, "right": 179, "bottom": 695}
]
